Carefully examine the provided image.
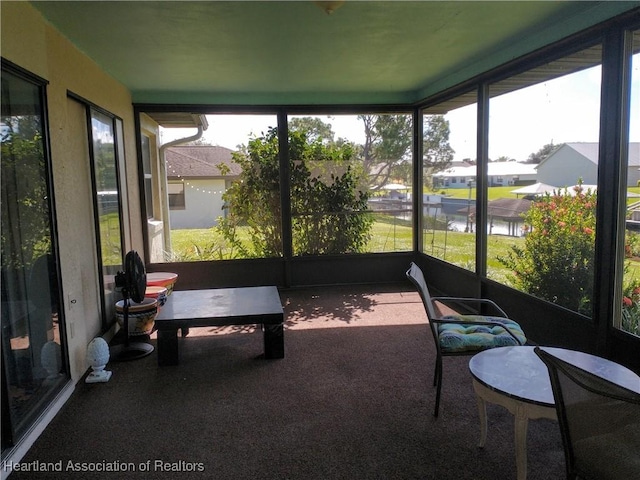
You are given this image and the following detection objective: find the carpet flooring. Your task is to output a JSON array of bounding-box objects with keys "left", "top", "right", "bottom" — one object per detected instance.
[{"left": 7, "top": 284, "right": 564, "bottom": 479}]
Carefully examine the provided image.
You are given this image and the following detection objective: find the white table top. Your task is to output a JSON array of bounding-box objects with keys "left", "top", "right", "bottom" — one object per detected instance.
[{"left": 469, "top": 346, "right": 640, "bottom": 407}]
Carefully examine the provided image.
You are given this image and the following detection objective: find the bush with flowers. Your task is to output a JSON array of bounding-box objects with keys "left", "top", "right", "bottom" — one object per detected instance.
[
  {"left": 497, "top": 182, "right": 596, "bottom": 316},
  {"left": 622, "top": 223, "right": 640, "bottom": 335},
  {"left": 621, "top": 280, "right": 640, "bottom": 336}
]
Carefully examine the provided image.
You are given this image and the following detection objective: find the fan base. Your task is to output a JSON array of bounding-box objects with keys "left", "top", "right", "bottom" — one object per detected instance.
[{"left": 110, "top": 342, "right": 154, "bottom": 361}]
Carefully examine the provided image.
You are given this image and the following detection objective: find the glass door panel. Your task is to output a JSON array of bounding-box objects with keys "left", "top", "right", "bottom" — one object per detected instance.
[
  {"left": 1, "top": 66, "right": 67, "bottom": 446},
  {"left": 89, "top": 109, "right": 124, "bottom": 328}
]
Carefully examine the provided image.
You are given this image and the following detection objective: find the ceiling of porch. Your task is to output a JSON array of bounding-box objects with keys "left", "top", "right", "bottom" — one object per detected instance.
[{"left": 31, "top": 1, "right": 637, "bottom": 105}]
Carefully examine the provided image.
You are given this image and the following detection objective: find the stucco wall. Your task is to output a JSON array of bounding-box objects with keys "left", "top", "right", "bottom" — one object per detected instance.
[{"left": 1, "top": 2, "right": 142, "bottom": 381}]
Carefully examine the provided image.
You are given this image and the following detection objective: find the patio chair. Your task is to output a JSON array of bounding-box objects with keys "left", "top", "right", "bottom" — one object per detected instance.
[
  {"left": 406, "top": 262, "right": 526, "bottom": 417},
  {"left": 535, "top": 347, "right": 640, "bottom": 480}
]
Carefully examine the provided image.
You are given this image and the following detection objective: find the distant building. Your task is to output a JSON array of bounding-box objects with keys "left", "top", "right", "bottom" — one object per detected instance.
[
  {"left": 536, "top": 142, "right": 640, "bottom": 187},
  {"left": 433, "top": 161, "right": 537, "bottom": 188},
  {"left": 165, "top": 146, "right": 241, "bottom": 229}
]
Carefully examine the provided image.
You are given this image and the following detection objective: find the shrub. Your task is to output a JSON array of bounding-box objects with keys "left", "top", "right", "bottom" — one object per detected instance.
[
  {"left": 217, "top": 127, "right": 373, "bottom": 257},
  {"left": 621, "top": 278, "right": 640, "bottom": 336},
  {"left": 497, "top": 183, "right": 596, "bottom": 315}
]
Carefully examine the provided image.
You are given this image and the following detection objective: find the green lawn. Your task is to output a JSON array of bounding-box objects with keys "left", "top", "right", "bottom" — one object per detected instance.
[
  {"left": 171, "top": 220, "right": 640, "bottom": 290},
  {"left": 170, "top": 181, "right": 640, "bottom": 281},
  {"left": 435, "top": 186, "right": 517, "bottom": 201},
  {"left": 439, "top": 185, "right": 640, "bottom": 204},
  {"left": 169, "top": 220, "right": 523, "bottom": 281},
  {"left": 99, "top": 212, "right": 123, "bottom": 266}
]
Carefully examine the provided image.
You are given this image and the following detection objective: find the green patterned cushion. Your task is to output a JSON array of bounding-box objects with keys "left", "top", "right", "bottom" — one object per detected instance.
[{"left": 437, "top": 315, "right": 526, "bottom": 353}]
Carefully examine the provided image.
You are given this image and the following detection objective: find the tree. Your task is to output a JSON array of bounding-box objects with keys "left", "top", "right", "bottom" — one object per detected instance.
[
  {"left": 359, "top": 114, "right": 453, "bottom": 191},
  {"left": 497, "top": 182, "right": 596, "bottom": 315},
  {"left": 1, "top": 115, "right": 51, "bottom": 270},
  {"left": 359, "top": 114, "right": 409, "bottom": 190},
  {"left": 423, "top": 115, "right": 455, "bottom": 190},
  {"left": 217, "top": 125, "right": 373, "bottom": 257},
  {"left": 526, "top": 142, "right": 560, "bottom": 164},
  {"left": 289, "top": 117, "right": 335, "bottom": 144}
]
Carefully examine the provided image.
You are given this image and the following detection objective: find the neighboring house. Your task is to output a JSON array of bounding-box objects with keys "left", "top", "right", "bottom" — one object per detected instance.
[
  {"left": 536, "top": 142, "right": 640, "bottom": 187},
  {"left": 165, "top": 146, "right": 241, "bottom": 229},
  {"left": 433, "top": 161, "right": 537, "bottom": 188}
]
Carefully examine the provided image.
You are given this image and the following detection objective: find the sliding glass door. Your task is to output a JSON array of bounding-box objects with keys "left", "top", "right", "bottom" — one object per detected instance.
[
  {"left": 88, "top": 107, "right": 125, "bottom": 330},
  {"left": 1, "top": 61, "right": 68, "bottom": 450}
]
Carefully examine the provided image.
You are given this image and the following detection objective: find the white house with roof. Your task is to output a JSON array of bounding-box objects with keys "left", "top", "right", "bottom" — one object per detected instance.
[
  {"left": 536, "top": 142, "right": 640, "bottom": 187},
  {"left": 433, "top": 161, "right": 537, "bottom": 188},
  {"left": 166, "top": 145, "right": 241, "bottom": 229}
]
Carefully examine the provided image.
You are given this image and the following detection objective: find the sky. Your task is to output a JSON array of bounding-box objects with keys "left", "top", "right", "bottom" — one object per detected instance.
[{"left": 161, "top": 55, "right": 640, "bottom": 163}]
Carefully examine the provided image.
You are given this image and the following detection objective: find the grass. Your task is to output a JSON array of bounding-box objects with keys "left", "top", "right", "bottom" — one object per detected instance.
[
  {"left": 99, "top": 212, "right": 123, "bottom": 266},
  {"left": 434, "top": 186, "right": 518, "bottom": 201},
  {"left": 170, "top": 220, "right": 640, "bottom": 295},
  {"left": 438, "top": 185, "right": 640, "bottom": 205},
  {"left": 169, "top": 220, "right": 522, "bottom": 281},
  {"left": 168, "top": 188, "right": 640, "bottom": 337},
  {"left": 368, "top": 214, "right": 413, "bottom": 252},
  {"left": 169, "top": 182, "right": 640, "bottom": 296}
]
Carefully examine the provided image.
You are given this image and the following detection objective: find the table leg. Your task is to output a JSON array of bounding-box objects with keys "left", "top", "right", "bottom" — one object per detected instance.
[
  {"left": 263, "top": 324, "right": 284, "bottom": 359},
  {"left": 476, "top": 393, "right": 488, "bottom": 448},
  {"left": 472, "top": 379, "right": 489, "bottom": 448},
  {"left": 157, "top": 328, "right": 180, "bottom": 366},
  {"left": 514, "top": 404, "right": 529, "bottom": 480}
]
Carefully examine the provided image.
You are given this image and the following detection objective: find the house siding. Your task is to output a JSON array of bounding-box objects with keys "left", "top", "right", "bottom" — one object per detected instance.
[
  {"left": 170, "top": 179, "right": 228, "bottom": 229},
  {"left": 434, "top": 163, "right": 537, "bottom": 188},
  {"left": 628, "top": 142, "right": 640, "bottom": 187},
  {"left": 536, "top": 143, "right": 640, "bottom": 188},
  {"left": 536, "top": 145, "right": 598, "bottom": 187}
]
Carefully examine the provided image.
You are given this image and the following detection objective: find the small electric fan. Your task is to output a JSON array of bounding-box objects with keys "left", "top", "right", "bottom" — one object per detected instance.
[{"left": 110, "top": 250, "right": 154, "bottom": 361}]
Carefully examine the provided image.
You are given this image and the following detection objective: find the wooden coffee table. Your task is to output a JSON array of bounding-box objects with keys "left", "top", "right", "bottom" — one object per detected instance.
[
  {"left": 154, "top": 286, "right": 284, "bottom": 366},
  {"left": 469, "top": 346, "right": 640, "bottom": 480}
]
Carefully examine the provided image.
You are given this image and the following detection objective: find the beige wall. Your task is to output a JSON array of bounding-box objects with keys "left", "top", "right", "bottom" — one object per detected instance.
[{"left": 1, "top": 2, "right": 143, "bottom": 381}]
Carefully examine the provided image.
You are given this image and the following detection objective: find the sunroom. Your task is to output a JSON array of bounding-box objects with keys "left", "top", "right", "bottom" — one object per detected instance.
[{"left": 2, "top": 1, "right": 640, "bottom": 475}]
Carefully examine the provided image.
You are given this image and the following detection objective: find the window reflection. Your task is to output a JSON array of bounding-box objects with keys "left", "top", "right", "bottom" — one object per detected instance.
[
  {"left": 91, "top": 110, "right": 122, "bottom": 267},
  {"left": 90, "top": 109, "right": 123, "bottom": 327},
  {"left": 1, "top": 67, "right": 67, "bottom": 441}
]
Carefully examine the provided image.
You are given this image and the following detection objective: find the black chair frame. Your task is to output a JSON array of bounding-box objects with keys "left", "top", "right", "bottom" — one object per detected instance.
[
  {"left": 406, "top": 262, "right": 525, "bottom": 417},
  {"left": 535, "top": 346, "right": 640, "bottom": 480}
]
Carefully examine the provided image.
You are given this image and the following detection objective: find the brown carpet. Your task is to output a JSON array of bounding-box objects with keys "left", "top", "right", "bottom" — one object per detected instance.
[{"left": 8, "top": 284, "right": 564, "bottom": 479}]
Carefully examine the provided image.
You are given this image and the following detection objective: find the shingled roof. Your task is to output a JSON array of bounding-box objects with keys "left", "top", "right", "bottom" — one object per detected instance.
[{"left": 165, "top": 145, "right": 241, "bottom": 178}]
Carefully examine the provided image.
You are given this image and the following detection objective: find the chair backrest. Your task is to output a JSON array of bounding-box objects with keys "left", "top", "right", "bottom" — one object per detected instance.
[
  {"left": 535, "top": 347, "right": 640, "bottom": 480},
  {"left": 406, "top": 262, "right": 439, "bottom": 320},
  {"left": 406, "top": 262, "right": 441, "bottom": 346}
]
